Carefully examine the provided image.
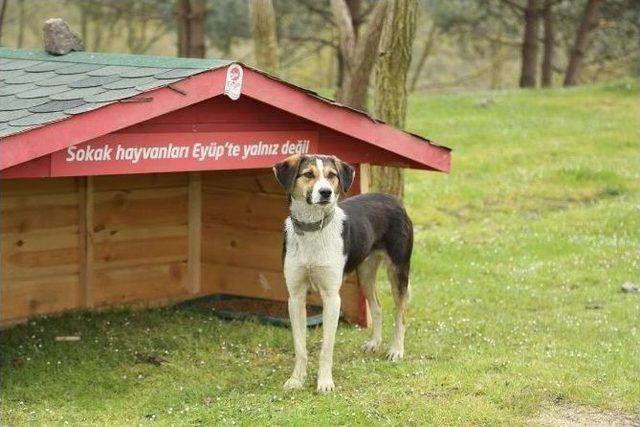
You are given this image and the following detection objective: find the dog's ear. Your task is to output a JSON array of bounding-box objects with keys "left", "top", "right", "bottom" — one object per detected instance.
[
  {"left": 273, "top": 154, "right": 302, "bottom": 192},
  {"left": 335, "top": 158, "right": 355, "bottom": 194}
]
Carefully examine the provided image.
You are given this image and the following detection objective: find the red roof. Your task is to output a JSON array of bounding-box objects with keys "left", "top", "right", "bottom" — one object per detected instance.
[{"left": 0, "top": 53, "right": 450, "bottom": 175}]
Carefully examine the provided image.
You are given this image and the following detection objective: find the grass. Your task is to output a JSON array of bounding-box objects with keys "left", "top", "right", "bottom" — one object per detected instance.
[{"left": 2, "top": 80, "right": 639, "bottom": 425}]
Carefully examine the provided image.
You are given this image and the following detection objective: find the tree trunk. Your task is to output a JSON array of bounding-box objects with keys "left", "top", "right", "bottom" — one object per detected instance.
[
  {"left": 367, "top": 0, "right": 418, "bottom": 198},
  {"left": 176, "top": 0, "right": 191, "bottom": 57},
  {"left": 519, "top": 0, "right": 541, "bottom": 88},
  {"left": 563, "top": 0, "right": 601, "bottom": 86},
  {"left": 17, "top": 0, "right": 26, "bottom": 48},
  {"left": 409, "top": 23, "right": 437, "bottom": 92},
  {"left": 346, "top": 0, "right": 361, "bottom": 37},
  {"left": 490, "top": 41, "right": 507, "bottom": 90},
  {"left": 331, "top": 0, "right": 388, "bottom": 112},
  {"left": 541, "top": 0, "right": 554, "bottom": 87},
  {"left": 335, "top": 0, "right": 361, "bottom": 98},
  {"left": 249, "top": 0, "right": 280, "bottom": 76},
  {"left": 80, "top": 3, "right": 88, "bottom": 49},
  {"left": 0, "top": 0, "right": 8, "bottom": 46},
  {"left": 176, "top": 0, "right": 207, "bottom": 58},
  {"left": 188, "top": 0, "right": 206, "bottom": 58}
]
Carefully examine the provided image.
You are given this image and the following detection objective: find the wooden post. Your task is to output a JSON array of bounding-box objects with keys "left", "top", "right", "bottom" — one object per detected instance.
[
  {"left": 355, "top": 163, "right": 371, "bottom": 327},
  {"left": 359, "top": 163, "right": 371, "bottom": 193},
  {"left": 78, "top": 176, "right": 94, "bottom": 308},
  {"left": 187, "top": 172, "right": 202, "bottom": 294}
]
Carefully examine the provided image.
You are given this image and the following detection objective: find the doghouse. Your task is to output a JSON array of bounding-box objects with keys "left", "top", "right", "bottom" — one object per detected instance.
[{"left": 0, "top": 48, "right": 450, "bottom": 327}]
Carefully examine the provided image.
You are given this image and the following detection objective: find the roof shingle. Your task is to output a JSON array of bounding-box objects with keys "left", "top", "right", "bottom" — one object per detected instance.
[{"left": 0, "top": 48, "right": 231, "bottom": 138}]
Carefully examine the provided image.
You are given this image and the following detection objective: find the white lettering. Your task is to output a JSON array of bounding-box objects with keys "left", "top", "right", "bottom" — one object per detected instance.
[{"left": 66, "top": 146, "right": 77, "bottom": 161}]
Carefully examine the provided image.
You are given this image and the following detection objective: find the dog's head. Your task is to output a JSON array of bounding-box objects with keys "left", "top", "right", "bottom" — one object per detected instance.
[{"left": 273, "top": 154, "right": 355, "bottom": 206}]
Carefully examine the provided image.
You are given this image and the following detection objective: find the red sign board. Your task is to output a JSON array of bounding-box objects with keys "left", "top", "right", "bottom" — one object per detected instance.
[{"left": 50, "top": 131, "right": 318, "bottom": 176}]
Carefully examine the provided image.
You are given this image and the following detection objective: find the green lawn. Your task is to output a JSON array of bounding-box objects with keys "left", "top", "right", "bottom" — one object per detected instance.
[{"left": 2, "top": 81, "right": 639, "bottom": 425}]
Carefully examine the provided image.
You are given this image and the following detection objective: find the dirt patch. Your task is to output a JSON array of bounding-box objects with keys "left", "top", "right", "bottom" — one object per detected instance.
[{"left": 537, "top": 404, "right": 640, "bottom": 426}]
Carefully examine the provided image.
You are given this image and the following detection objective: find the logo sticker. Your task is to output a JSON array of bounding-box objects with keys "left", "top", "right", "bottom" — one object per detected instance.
[{"left": 224, "top": 64, "right": 243, "bottom": 100}]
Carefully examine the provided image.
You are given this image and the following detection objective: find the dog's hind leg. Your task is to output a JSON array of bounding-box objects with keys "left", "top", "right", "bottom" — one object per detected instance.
[
  {"left": 356, "top": 251, "right": 385, "bottom": 352},
  {"left": 386, "top": 261, "right": 410, "bottom": 362}
]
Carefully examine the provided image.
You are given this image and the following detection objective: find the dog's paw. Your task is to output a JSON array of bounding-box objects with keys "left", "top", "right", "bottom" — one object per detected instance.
[
  {"left": 361, "top": 338, "right": 381, "bottom": 353},
  {"left": 386, "top": 347, "right": 404, "bottom": 362},
  {"left": 283, "top": 377, "right": 305, "bottom": 391},
  {"left": 316, "top": 378, "right": 335, "bottom": 393}
]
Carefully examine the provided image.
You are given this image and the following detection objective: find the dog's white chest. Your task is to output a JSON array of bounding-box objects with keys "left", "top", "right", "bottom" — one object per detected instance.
[{"left": 284, "top": 208, "right": 347, "bottom": 272}]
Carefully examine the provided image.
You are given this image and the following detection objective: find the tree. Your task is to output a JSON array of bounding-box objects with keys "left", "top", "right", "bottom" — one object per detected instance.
[
  {"left": 0, "top": 0, "right": 7, "bottom": 46},
  {"left": 331, "top": 0, "right": 388, "bottom": 111},
  {"left": 366, "top": 0, "right": 418, "bottom": 197},
  {"left": 519, "top": 0, "right": 541, "bottom": 87},
  {"left": 249, "top": 0, "right": 280, "bottom": 75},
  {"left": 205, "top": 0, "right": 250, "bottom": 56},
  {"left": 564, "top": 0, "right": 602, "bottom": 86},
  {"left": 540, "top": 0, "right": 555, "bottom": 87},
  {"left": 409, "top": 17, "right": 437, "bottom": 92},
  {"left": 176, "top": 0, "right": 207, "bottom": 58}
]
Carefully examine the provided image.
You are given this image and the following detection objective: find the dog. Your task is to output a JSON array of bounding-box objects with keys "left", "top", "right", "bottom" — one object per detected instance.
[{"left": 273, "top": 154, "right": 413, "bottom": 393}]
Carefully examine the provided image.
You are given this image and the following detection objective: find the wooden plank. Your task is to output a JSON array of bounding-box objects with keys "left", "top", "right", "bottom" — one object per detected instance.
[
  {"left": 93, "top": 226, "right": 188, "bottom": 270},
  {"left": 202, "top": 169, "right": 265, "bottom": 180},
  {"left": 188, "top": 172, "right": 202, "bottom": 294},
  {"left": 1, "top": 193, "right": 79, "bottom": 235},
  {"left": 0, "top": 274, "right": 82, "bottom": 321},
  {"left": 79, "top": 177, "right": 94, "bottom": 308},
  {"left": 200, "top": 263, "right": 361, "bottom": 323},
  {"left": 201, "top": 262, "right": 311, "bottom": 302},
  {"left": 93, "top": 172, "right": 189, "bottom": 191},
  {"left": 202, "top": 170, "right": 282, "bottom": 194},
  {"left": 1, "top": 232, "right": 79, "bottom": 279},
  {"left": 255, "top": 171, "right": 284, "bottom": 194},
  {"left": 202, "top": 223, "right": 282, "bottom": 271},
  {"left": 93, "top": 187, "right": 188, "bottom": 229},
  {"left": 341, "top": 273, "right": 361, "bottom": 324},
  {"left": 202, "top": 189, "right": 287, "bottom": 231},
  {"left": 353, "top": 163, "right": 371, "bottom": 327},
  {"left": 203, "top": 173, "right": 262, "bottom": 193},
  {"left": 0, "top": 177, "right": 76, "bottom": 196},
  {"left": 358, "top": 163, "right": 371, "bottom": 193},
  {"left": 92, "top": 224, "right": 188, "bottom": 243},
  {"left": 93, "top": 262, "right": 188, "bottom": 306}
]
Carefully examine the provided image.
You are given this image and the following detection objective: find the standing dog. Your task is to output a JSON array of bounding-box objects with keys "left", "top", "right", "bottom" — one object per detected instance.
[{"left": 273, "top": 154, "right": 413, "bottom": 393}]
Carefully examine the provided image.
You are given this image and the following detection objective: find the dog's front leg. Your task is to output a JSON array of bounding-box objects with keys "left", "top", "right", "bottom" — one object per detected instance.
[
  {"left": 284, "top": 282, "right": 308, "bottom": 390},
  {"left": 317, "top": 285, "right": 341, "bottom": 393}
]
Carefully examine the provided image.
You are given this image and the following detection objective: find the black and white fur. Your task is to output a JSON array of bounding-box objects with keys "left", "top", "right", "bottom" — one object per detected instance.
[{"left": 273, "top": 154, "right": 413, "bottom": 393}]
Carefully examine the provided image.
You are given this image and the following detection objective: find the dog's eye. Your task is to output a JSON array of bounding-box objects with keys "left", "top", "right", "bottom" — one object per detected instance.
[
  {"left": 303, "top": 171, "right": 314, "bottom": 179},
  {"left": 327, "top": 172, "right": 337, "bottom": 179}
]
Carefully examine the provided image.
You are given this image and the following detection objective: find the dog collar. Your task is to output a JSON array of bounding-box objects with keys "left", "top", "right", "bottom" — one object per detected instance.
[{"left": 290, "top": 210, "right": 335, "bottom": 235}]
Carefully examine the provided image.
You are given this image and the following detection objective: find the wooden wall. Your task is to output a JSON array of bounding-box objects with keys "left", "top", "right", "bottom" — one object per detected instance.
[
  {"left": 90, "top": 173, "right": 190, "bottom": 307},
  {"left": 200, "top": 169, "right": 362, "bottom": 322},
  {"left": 1, "top": 170, "right": 363, "bottom": 325},
  {"left": 0, "top": 173, "right": 192, "bottom": 323},
  {"left": 1, "top": 178, "right": 82, "bottom": 321}
]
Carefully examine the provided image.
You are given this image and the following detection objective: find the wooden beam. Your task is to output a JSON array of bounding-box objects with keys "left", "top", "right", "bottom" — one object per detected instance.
[
  {"left": 187, "top": 172, "right": 202, "bottom": 294},
  {"left": 355, "top": 163, "right": 371, "bottom": 327},
  {"left": 359, "top": 162, "right": 371, "bottom": 193},
  {"left": 79, "top": 176, "right": 94, "bottom": 308}
]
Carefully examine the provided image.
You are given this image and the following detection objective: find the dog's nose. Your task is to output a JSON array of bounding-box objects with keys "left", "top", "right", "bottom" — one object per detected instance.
[{"left": 319, "top": 188, "right": 332, "bottom": 199}]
